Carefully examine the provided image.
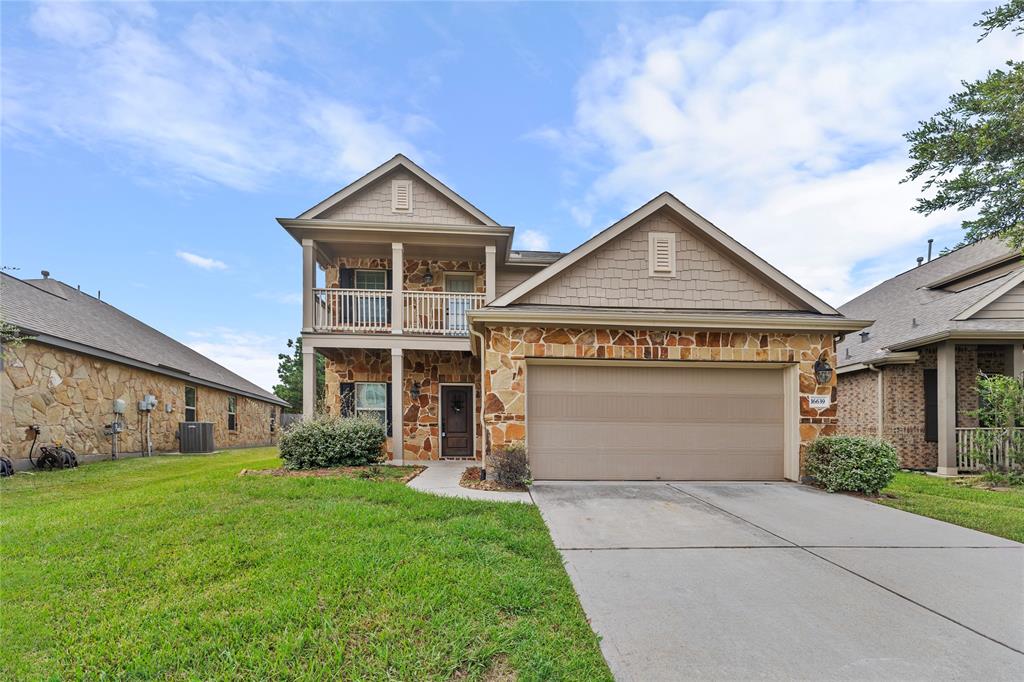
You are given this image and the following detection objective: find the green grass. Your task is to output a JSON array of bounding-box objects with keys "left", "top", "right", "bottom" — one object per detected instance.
[
  {"left": 878, "top": 471, "right": 1024, "bottom": 543},
  {"left": 0, "top": 448, "right": 610, "bottom": 681}
]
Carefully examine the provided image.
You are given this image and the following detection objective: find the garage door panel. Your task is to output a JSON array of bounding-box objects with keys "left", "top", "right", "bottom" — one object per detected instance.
[{"left": 528, "top": 363, "right": 785, "bottom": 480}]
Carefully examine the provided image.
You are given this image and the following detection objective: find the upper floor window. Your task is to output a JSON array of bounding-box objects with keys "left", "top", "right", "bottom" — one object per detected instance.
[
  {"left": 228, "top": 395, "right": 237, "bottom": 431},
  {"left": 391, "top": 180, "right": 412, "bottom": 213},
  {"left": 184, "top": 386, "right": 197, "bottom": 422},
  {"left": 355, "top": 270, "right": 387, "bottom": 290}
]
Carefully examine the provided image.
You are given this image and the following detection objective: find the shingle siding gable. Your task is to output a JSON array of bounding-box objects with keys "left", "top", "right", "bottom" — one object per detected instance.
[
  {"left": 518, "top": 212, "right": 802, "bottom": 310},
  {"left": 314, "top": 170, "right": 483, "bottom": 225}
]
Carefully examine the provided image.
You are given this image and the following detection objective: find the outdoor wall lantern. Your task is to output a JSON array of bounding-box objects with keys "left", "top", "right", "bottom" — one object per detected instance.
[
  {"left": 813, "top": 353, "right": 834, "bottom": 385},
  {"left": 423, "top": 271, "right": 434, "bottom": 284},
  {"left": 410, "top": 381, "right": 421, "bottom": 400}
]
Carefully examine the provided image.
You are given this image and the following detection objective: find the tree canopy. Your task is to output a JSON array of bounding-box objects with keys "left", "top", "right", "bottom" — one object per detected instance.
[
  {"left": 272, "top": 338, "right": 324, "bottom": 414},
  {"left": 904, "top": 0, "right": 1024, "bottom": 248}
]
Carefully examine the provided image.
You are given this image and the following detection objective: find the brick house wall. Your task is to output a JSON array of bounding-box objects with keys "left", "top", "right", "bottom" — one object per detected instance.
[
  {"left": 836, "top": 369, "right": 878, "bottom": 439},
  {"left": 323, "top": 348, "right": 482, "bottom": 460},
  {"left": 2, "top": 340, "right": 281, "bottom": 467},
  {"left": 838, "top": 343, "right": 1012, "bottom": 469},
  {"left": 482, "top": 327, "right": 837, "bottom": 472}
]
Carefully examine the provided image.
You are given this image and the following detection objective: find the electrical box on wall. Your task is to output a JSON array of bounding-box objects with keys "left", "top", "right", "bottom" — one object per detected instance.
[
  {"left": 138, "top": 394, "right": 158, "bottom": 412},
  {"left": 112, "top": 399, "right": 126, "bottom": 414}
]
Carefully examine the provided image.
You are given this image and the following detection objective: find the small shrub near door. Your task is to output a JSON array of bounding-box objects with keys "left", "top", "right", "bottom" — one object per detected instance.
[
  {"left": 279, "top": 415, "right": 386, "bottom": 470},
  {"left": 490, "top": 442, "right": 530, "bottom": 487},
  {"left": 805, "top": 436, "right": 900, "bottom": 495}
]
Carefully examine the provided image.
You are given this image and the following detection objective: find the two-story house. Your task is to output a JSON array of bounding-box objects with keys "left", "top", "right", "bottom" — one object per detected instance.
[{"left": 280, "top": 155, "right": 867, "bottom": 480}]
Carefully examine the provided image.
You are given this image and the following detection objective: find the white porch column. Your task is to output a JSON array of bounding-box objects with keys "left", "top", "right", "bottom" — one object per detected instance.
[
  {"left": 391, "top": 347, "right": 404, "bottom": 463},
  {"left": 484, "top": 245, "right": 496, "bottom": 304},
  {"left": 391, "top": 242, "right": 403, "bottom": 334},
  {"left": 302, "top": 342, "right": 316, "bottom": 419},
  {"left": 1013, "top": 342, "right": 1024, "bottom": 380},
  {"left": 302, "top": 239, "right": 315, "bottom": 332},
  {"left": 937, "top": 341, "right": 958, "bottom": 475}
]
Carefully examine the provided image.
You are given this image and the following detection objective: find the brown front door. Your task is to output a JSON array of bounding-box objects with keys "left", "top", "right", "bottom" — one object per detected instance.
[{"left": 441, "top": 385, "right": 473, "bottom": 457}]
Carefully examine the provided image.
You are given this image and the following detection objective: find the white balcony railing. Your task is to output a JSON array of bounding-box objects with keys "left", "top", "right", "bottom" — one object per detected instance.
[
  {"left": 404, "top": 290, "right": 485, "bottom": 335},
  {"left": 311, "top": 288, "right": 485, "bottom": 336},
  {"left": 313, "top": 288, "right": 391, "bottom": 333},
  {"left": 955, "top": 427, "right": 1024, "bottom": 470}
]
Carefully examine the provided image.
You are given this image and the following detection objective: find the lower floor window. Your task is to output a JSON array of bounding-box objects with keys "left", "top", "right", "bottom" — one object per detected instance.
[
  {"left": 228, "top": 395, "right": 237, "bottom": 431},
  {"left": 356, "top": 383, "right": 387, "bottom": 424}
]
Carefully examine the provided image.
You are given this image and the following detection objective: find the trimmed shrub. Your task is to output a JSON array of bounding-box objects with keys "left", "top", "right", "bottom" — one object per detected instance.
[
  {"left": 490, "top": 442, "right": 530, "bottom": 487},
  {"left": 805, "top": 436, "right": 900, "bottom": 495},
  {"left": 279, "top": 415, "right": 386, "bottom": 470}
]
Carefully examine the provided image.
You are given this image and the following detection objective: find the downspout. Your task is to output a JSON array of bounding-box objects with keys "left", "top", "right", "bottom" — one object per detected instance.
[{"left": 469, "top": 326, "right": 488, "bottom": 472}]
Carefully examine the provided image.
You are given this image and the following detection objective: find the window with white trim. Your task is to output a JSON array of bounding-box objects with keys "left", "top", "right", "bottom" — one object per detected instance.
[
  {"left": 391, "top": 180, "right": 412, "bottom": 213},
  {"left": 356, "top": 382, "right": 387, "bottom": 424},
  {"left": 649, "top": 232, "right": 676, "bottom": 277},
  {"left": 184, "top": 385, "right": 197, "bottom": 422}
]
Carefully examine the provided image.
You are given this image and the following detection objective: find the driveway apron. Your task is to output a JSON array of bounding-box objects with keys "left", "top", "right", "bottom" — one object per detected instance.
[{"left": 531, "top": 481, "right": 1024, "bottom": 681}]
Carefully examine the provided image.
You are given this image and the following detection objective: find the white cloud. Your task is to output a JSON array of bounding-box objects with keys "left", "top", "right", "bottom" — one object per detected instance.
[
  {"left": 176, "top": 250, "right": 227, "bottom": 270},
  {"left": 6, "top": 3, "right": 420, "bottom": 191},
  {"left": 187, "top": 327, "right": 282, "bottom": 392},
  {"left": 543, "top": 3, "right": 1018, "bottom": 305},
  {"left": 517, "top": 229, "right": 551, "bottom": 251}
]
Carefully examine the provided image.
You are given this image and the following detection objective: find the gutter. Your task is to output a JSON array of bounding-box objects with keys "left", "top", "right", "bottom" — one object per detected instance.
[
  {"left": 836, "top": 351, "right": 920, "bottom": 374},
  {"left": 469, "top": 327, "right": 488, "bottom": 472},
  {"left": 469, "top": 307, "right": 872, "bottom": 333},
  {"left": 888, "top": 330, "right": 1024, "bottom": 352}
]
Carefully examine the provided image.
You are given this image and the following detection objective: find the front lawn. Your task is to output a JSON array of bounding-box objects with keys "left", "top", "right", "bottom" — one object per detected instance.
[
  {"left": 878, "top": 471, "right": 1024, "bottom": 543},
  {"left": 0, "top": 448, "right": 610, "bottom": 680}
]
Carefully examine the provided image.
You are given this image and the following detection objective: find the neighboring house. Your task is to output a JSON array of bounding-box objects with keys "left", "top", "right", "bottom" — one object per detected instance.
[
  {"left": 282, "top": 154, "right": 866, "bottom": 480},
  {"left": 1, "top": 273, "right": 288, "bottom": 469},
  {"left": 837, "top": 238, "right": 1024, "bottom": 474}
]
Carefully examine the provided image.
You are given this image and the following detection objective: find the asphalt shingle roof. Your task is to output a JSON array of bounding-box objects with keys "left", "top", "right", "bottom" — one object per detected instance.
[
  {"left": 837, "top": 239, "right": 1024, "bottom": 368},
  {"left": 1, "top": 274, "right": 287, "bottom": 406}
]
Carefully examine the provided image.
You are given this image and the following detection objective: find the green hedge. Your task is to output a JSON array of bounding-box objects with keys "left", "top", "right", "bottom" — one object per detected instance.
[
  {"left": 805, "top": 436, "right": 900, "bottom": 495},
  {"left": 279, "top": 415, "right": 386, "bottom": 470}
]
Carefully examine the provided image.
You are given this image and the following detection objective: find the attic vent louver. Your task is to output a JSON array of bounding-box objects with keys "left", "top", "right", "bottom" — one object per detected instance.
[
  {"left": 648, "top": 232, "right": 676, "bottom": 277},
  {"left": 391, "top": 180, "right": 412, "bottom": 213}
]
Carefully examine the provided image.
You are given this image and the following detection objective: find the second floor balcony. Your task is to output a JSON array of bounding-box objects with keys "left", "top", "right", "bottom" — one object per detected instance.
[{"left": 312, "top": 287, "right": 486, "bottom": 336}]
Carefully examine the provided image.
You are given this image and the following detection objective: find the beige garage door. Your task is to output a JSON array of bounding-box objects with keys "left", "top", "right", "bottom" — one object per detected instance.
[{"left": 528, "top": 363, "right": 785, "bottom": 480}]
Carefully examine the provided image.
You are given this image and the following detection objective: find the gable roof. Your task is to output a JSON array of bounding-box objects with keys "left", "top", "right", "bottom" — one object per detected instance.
[
  {"left": 491, "top": 192, "right": 839, "bottom": 315},
  {"left": 1, "top": 274, "right": 288, "bottom": 406},
  {"left": 297, "top": 154, "right": 499, "bottom": 226},
  {"left": 837, "top": 238, "right": 1024, "bottom": 369}
]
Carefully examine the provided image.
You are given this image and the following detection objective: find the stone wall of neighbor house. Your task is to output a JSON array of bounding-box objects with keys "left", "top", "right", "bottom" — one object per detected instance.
[
  {"left": 325, "top": 258, "right": 484, "bottom": 292},
  {"left": 323, "top": 348, "right": 481, "bottom": 460},
  {"left": 482, "top": 327, "right": 837, "bottom": 472},
  {"left": 314, "top": 169, "right": 483, "bottom": 225},
  {"left": 836, "top": 369, "right": 879, "bottom": 440},
  {"left": 1, "top": 341, "right": 281, "bottom": 468}
]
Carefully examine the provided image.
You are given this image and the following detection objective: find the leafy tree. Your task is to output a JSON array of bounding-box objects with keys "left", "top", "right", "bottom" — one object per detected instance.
[
  {"left": 273, "top": 338, "right": 325, "bottom": 414},
  {"left": 967, "top": 372, "right": 1024, "bottom": 472},
  {"left": 903, "top": 1, "right": 1024, "bottom": 248}
]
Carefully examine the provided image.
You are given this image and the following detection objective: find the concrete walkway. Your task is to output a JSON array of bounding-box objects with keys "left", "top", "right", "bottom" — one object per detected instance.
[
  {"left": 532, "top": 481, "right": 1023, "bottom": 681},
  {"left": 404, "top": 460, "right": 532, "bottom": 503}
]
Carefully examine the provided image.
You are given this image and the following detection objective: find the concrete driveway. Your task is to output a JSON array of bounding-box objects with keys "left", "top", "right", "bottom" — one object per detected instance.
[{"left": 531, "top": 481, "right": 1024, "bottom": 681}]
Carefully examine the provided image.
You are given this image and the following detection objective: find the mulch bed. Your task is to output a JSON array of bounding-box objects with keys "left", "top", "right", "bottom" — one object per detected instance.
[
  {"left": 239, "top": 465, "right": 425, "bottom": 483},
  {"left": 459, "top": 466, "right": 528, "bottom": 493}
]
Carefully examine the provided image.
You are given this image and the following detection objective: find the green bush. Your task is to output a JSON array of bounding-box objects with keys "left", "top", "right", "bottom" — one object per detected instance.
[
  {"left": 805, "top": 436, "right": 900, "bottom": 495},
  {"left": 490, "top": 442, "right": 530, "bottom": 487},
  {"left": 279, "top": 415, "right": 386, "bottom": 470}
]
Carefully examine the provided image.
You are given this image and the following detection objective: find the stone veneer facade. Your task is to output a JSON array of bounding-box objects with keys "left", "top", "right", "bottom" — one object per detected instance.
[
  {"left": 325, "top": 257, "right": 484, "bottom": 293},
  {"left": 482, "top": 327, "right": 837, "bottom": 472},
  {"left": 837, "top": 343, "right": 1012, "bottom": 469},
  {"left": 2, "top": 341, "right": 281, "bottom": 468},
  {"left": 323, "top": 348, "right": 482, "bottom": 460}
]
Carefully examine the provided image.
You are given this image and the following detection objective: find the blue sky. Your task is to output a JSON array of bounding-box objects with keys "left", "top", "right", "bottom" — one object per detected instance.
[{"left": 2, "top": 1, "right": 1018, "bottom": 390}]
